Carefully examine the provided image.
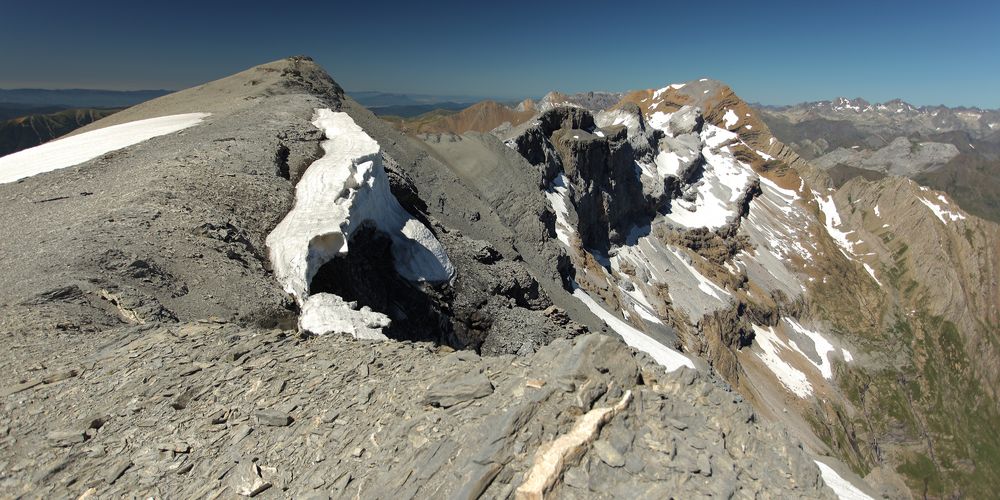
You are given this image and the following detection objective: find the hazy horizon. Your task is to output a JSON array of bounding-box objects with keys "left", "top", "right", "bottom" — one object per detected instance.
[{"left": 3, "top": 0, "right": 998, "bottom": 108}]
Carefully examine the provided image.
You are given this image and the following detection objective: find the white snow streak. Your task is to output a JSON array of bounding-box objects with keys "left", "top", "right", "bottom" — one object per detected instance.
[
  {"left": 545, "top": 174, "right": 576, "bottom": 247},
  {"left": 573, "top": 289, "right": 695, "bottom": 371},
  {"left": 919, "top": 194, "right": 966, "bottom": 223},
  {"left": 862, "top": 263, "right": 882, "bottom": 286},
  {"left": 814, "top": 192, "right": 857, "bottom": 259},
  {"left": 0, "top": 113, "right": 210, "bottom": 184},
  {"left": 815, "top": 461, "right": 874, "bottom": 500}
]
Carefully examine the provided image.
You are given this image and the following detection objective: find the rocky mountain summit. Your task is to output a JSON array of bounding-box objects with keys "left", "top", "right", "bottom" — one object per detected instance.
[{"left": 1, "top": 57, "right": 996, "bottom": 499}]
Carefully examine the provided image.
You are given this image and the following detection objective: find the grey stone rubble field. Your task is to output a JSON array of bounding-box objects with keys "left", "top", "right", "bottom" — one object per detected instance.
[
  {"left": 0, "top": 56, "right": 866, "bottom": 498},
  {"left": 0, "top": 320, "right": 833, "bottom": 498}
]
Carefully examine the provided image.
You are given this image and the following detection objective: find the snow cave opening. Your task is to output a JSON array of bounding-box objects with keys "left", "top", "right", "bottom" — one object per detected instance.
[{"left": 308, "top": 222, "right": 457, "bottom": 346}]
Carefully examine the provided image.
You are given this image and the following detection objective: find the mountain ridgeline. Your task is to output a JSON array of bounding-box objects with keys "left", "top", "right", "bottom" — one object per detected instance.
[
  {"left": 754, "top": 98, "right": 1000, "bottom": 223},
  {"left": 0, "top": 57, "right": 996, "bottom": 499}
]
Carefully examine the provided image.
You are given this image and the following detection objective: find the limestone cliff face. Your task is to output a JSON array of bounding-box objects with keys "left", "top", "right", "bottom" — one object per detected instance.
[
  {"left": 510, "top": 107, "right": 653, "bottom": 251},
  {"left": 491, "top": 79, "right": 1000, "bottom": 498}
]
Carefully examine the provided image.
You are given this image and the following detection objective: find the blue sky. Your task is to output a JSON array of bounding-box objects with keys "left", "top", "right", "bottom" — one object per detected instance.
[{"left": 2, "top": 0, "right": 998, "bottom": 107}]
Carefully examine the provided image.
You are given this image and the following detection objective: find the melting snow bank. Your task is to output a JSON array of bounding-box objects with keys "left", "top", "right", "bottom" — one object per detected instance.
[
  {"left": 0, "top": 113, "right": 210, "bottom": 184},
  {"left": 298, "top": 293, "right": 390, "bottom": 340},
  {"left": 266, "top": 109, "right": 454, "bottom": 337},
  {"left": 572, "top": 288, "right": 695, "bottom": 371},
  {"left": 815, "top": 460, "right": 875, "bottom": 500}
]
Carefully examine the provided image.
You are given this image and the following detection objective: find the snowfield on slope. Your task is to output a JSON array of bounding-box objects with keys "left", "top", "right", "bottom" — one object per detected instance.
[
  {"left": 573, "top": 288, "right": 695, "bottom": 371},
  {"left": 751, "top": 324, "right": 813, "bottom": 398},
  {"left": 0, "top": 113, "right": 210, "bottom": 184},
  {"left": 814, "top": 191, "right": 858, "bottom": 259},
  {"left": 919, "top": 193, "right": 966, "bottom": 223},
  {"left": 751, "top": 319, "right": 854, "bottom": 398},
  {"left": 663, "top": 125, "right": 756, "bottom": 230},
  {"left": 612, "top": 237, "right": 732, "bottom": 319},
  {"left": 266, "top": 109, "right": 454, "bottom": 336},
  {"left": 815, "top": 460, "right": 875, "bottom": 500}
]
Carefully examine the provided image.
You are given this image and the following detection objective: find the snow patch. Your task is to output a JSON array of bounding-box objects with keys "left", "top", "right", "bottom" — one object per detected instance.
[
  {"left": 613, "top": 237, "right": 731, "bottom": 319},
  {"left": 299, "top": 293, "right": 389, "bottom": 340},
  {"left": 919, "top": 195, "right": 966, "bottom": 223},
  {"left": 758, "top": 176, "right": 799, "bottom": 202},
  {"left": 702, "top": 124, "right": 738, "bottom": 148},
  {"left": 814, "top": 192, "right": 857, "bottom": 259},
  {"left": 664, "top": 127, "right": 754, "bottom": 230},
  {"left": 647, "top": 111, "right": 674, "bottom": 134},
  {"left": 596, "top": 109, "right": 641, "bottom": 135},
  {"left": 652, "top": 84, "right": 686, "bottom": 101},
  {"left": 862, "top": 263, "right": 882, "bottom": 286},
  {"left": 266, "top": 109, "right": 454, "bottom": 338},
  {"left": 666, "top": 248, "right": 730, "bottom": 301},
  {"left": 653, "top": 151, "right": 682, "bottom": 177},
  {"left": 785, "top": 318, "right": 852, "bottom": 380},
  {"left": 751, "top": 324, "right": 813, "bottom": 398},
  {"left": 723, "top": 109, "right": 739, "bottom": 128},
  {"left": 573, "top": 288, "right": 694, "bottom": 371},
  {"left": 545, "top": 174, "right": 576, "bottom": 247},
  {"left": 815, "top": 461, "right": 874, "bottom": 500},
  {"left": 0, "top": 113, "right": 210, "bottom": 184}
]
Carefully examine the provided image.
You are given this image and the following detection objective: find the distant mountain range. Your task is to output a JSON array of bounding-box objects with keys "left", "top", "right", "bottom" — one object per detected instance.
[
  {"left": 0, "top": 88, "right": 174, "bottom": 157},
  {"left": 755, "top": 98, "right": 1000, "bottom": 223},
  {"left": 0, "top": 88, "right": 171, "bottom": 108},
  {"left": 348, "top": 90, "right": 525, "bottom": 118},
  {"left": 0, "top": 107, "right": 120, "bottom": 157}
]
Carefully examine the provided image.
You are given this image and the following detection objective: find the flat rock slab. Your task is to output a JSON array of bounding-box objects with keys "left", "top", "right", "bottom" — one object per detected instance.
[
  {"left": 593, "top": 439, "right": 625, "bottom": 467},
  {"left": 424, "top": 372, "right": 494, "bottom": 408},
  {"left": 255, "top": 410, "right": 293, "bottom": 427}
]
